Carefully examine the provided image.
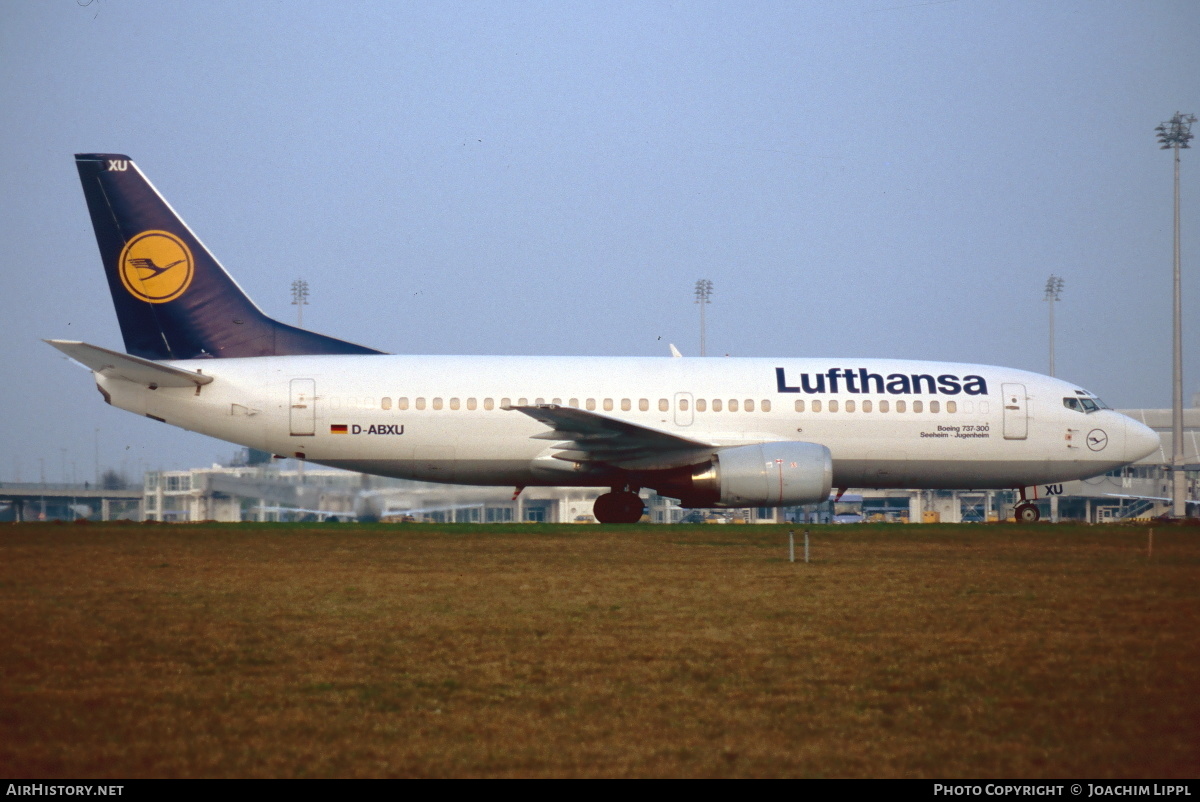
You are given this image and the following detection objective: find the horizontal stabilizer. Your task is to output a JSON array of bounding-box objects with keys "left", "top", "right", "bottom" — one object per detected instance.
[{"left": 44, "top": 340, "right": 214, "bottom": 388}]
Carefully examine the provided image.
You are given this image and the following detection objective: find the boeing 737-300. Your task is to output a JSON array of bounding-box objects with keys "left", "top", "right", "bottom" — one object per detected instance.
[{"left": 47, "top": 154, "right": 1160, "bottom": 523}]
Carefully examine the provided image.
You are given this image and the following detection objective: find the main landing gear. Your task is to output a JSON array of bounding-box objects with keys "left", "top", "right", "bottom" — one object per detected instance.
[
  {"left": 593, "top": 487, "right": 645, "bottom": 524},
  {"left": 1014, "top": 486, "right": 1041, "bottom": 523}
]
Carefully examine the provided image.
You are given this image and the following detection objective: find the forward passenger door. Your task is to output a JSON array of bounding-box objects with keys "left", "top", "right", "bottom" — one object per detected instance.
[{"left": 1001, "top": 383, "right": 1027, "bottom": 440}]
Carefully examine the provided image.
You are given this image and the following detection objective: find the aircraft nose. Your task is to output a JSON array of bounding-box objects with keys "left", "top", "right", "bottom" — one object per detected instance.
[{"left": 1123, "top": 417, "right": 1161, "bottom": 463}]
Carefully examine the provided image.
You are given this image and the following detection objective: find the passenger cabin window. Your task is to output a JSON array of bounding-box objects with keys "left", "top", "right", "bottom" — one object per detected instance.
[
  {"left": 415, "top": 398, "right": 426, "bottom": 410},
  {"left": 862, "top": 400, "right": 872, "bottom": 413},
  {"left": 761, "top": 400, "right": 771, "bottom": 412},
  {"left": 712, "top": 399, "right": 723, "bottom": 412},
  {"left": 811, "top": 400, "right": 822, "bottom": 413},
  {"left": 450, "top": 398, "right": 460, "bottom": 410},
  {"left": 500, "top": 397, "right": 511, "bottom": 409},
  {"left": 603, "top": 399, "right": 614, "bottom": 411},
  {"left": 845, "top": 400, "right": 855, "bottom": 413},
  {"left": 912, "top": 400, "right": 923, "bottom": 413},
  {"left": 467, "top": 398, "right": 477, "bottom": 410},
  {"left": 728, "top": 399, "right": 739, "bottom": 412},
  {"left": 432, "top": 398, "right": 444, "bottom": 410},
  {"left": 679, "top": 398, "right": 689, "bottom": 411},
  {"left": 879, "top": 400, "right": 888, "bottom": 413},
  {"left": 586, "top": 398, "right": 596, "bottom": 411},
  {"left": 946, "top": 400, "right": 956, "bottom": 413},
  {"left": 570, "top": 398, "right": 580, "bottom": 408},
  {"left": 745, "top": 399, "right": 755, "bottom": 412},
  {"left": 930, "top": 400, "right": 940, "bottom": 413},
  {"left": 895, "top": 400, "right": 905, "bottom": 413},
  {"left": 483, "top": 398, "right": 494, "bottom": 410},
  {"left": 828, "top": 400, "right": 838, "bottom": 413},
  {"left": 381, "top": 397, "right": 392, "bottom": 410},
  {"left": 659, "top": 399, "right": 669, "bottom": 412},
  {"left": 639, "top": 399, "right": 649, "bottom": 412},
  {"left": 794, "top": 400, "right": 805, "bottom": 412},
  {"left": 621, "top": 399, "right": 632, "bottom": 411},
  {"left": 696, "top": 399, "right": 707, "bottom": 412}
]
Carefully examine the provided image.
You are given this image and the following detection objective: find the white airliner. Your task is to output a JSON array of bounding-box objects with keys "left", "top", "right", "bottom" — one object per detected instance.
[{"left": 48, "top": 154, "right": 1160, "bottom": 523}]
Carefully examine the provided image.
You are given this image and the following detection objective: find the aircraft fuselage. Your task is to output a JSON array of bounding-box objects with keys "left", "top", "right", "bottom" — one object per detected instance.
[{"left": 96, "top": 353, "right": 1155, "bottom": 492}]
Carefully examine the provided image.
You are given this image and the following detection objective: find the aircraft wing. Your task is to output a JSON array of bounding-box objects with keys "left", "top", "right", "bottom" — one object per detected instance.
[
  {"left": 45, "top": 340, "right": 214, "bottom": 389},
  {"left": 511, "top": 404, "right": 717, "bottom": 471}
]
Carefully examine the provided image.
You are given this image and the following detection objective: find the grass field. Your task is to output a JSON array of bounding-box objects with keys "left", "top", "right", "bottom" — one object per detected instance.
[{"left": 1, "top": 520, "right": 1197, "bottom": 778}]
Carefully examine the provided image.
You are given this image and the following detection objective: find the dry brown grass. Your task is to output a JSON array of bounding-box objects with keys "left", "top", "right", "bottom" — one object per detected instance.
[{"left": 1, "top": 521, "right": 1197, "bottom": 778}]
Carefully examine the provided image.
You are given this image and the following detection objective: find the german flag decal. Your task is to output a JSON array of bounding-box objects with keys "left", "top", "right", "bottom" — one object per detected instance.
[{"left": 330, "top": 424, "right": 348, "bottom": 434}]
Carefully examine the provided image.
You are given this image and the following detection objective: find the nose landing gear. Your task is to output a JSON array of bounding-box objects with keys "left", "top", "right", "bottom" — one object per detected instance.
[
  {"left": 593, "top": 487, "right": 645, "bottom": 524},
  {"left": 1014, "top": 503, "right": 1041, "bottom": 523},
  {"left": 1014, "top": 486, "right": 1041, "bottom": 523}
]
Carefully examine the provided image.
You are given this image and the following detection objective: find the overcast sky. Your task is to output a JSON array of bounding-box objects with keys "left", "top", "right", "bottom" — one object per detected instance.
[{"left": 1, "top": 1, "right": 1197, "bottom": 483}]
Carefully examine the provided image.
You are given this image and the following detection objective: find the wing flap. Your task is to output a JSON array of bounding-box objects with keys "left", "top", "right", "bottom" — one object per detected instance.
[
  {"left": 511, "top": 404, "right": 716, "bottom": 470},
  {"left": 45, "top": 340, "right": 214, "bottom": 388}
]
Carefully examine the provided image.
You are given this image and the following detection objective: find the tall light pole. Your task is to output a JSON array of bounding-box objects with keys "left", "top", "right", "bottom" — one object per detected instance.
[
  {"left": 290, "top": 279, "right": 310, "bottom": 481},
  {"left": 694, "top": 279, "right": 713, "bottom": 356},
  {"left": 291, "top": 279, "right": 310, "bottom": 327},
  {"left": 1156, "top": 112, "right": 1195, "bottom": 518},
  {"left": 1044, "top": 275, "right": 1064, "bottom": 377}
]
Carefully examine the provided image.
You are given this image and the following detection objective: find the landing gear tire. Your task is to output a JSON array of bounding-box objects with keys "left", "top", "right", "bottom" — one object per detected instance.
[
  {"left": 593, "top": 491, "right": 645, "bottom": 524},
  {"left": 1015, "top": 502, "right": 1040, "bottom": 524}
]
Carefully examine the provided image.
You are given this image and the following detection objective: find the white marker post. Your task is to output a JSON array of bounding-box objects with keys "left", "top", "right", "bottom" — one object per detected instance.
[
  {"left": 788, "top": 529, "right": 795, "bottom": 563},
  {"left": 804, "top": 529, "right": 810, "bottom": 564}
]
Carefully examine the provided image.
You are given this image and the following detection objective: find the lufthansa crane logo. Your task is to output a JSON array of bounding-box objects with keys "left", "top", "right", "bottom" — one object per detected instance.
[
  {"left": 118, "top": 230, "right": 194, "bottom": 304},
  {"left": 1086, "top": 429, "right": 1109, "bottom": 452}
]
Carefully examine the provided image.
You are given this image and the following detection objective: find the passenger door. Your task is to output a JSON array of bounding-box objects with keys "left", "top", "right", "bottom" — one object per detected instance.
[
  {"left": 290, "top": 378, "right": 316, "bottom": 436},
  {"left": 1001, "top": 383, "right": 1027, "bottom": 440}
]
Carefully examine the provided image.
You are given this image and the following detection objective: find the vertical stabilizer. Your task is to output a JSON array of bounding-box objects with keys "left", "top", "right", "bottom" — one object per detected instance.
[{"left": 74, "top": 154, "right": 383, "bottom": 360}]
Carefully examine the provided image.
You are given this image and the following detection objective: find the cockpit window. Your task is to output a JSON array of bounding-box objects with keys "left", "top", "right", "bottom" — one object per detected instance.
[
  {"left": 1064, "top": 396, "right": 1106, "bottom": 413},
  {"left": 1074, "top": 389, "right": 1110, "bottom": 410}
]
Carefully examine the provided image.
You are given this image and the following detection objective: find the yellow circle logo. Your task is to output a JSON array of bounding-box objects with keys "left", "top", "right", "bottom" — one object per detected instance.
[{"left": 118, "top": 230, "right": 194, "bottom": 304}]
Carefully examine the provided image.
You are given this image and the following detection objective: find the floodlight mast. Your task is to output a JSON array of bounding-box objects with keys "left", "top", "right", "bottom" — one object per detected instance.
[
  {"left": 694, "top": 279, "right": 714, "bottom": 357},
  {"left": 291, "top": 278, "right": 310, "bottom": 328},
  {"left": 289, "top": 278, "right": 311, "bottom": 480},
  {"left": 1156, "top": 112, "right": 1195, "bottom": 518},
  {"left": 1044, "top": 275, "right": 1064, "bottom": 377}
]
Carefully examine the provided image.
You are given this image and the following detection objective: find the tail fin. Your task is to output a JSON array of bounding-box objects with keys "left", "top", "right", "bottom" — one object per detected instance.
[{"left": 74, "top": 154, "right": 383, "bottom": 360}]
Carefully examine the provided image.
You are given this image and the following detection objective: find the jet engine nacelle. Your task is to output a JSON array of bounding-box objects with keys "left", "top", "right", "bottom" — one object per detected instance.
[
  {"left": 713, "top": 441, "right": 833, "bottom": 506},
  {"left": 651, "top": 441, "right": 833, "bottom": 508}
]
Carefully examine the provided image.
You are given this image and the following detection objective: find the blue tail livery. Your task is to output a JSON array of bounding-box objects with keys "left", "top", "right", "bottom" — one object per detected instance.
[{"left": 74, "top": 154, "right": 382, "bottom": 360}]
